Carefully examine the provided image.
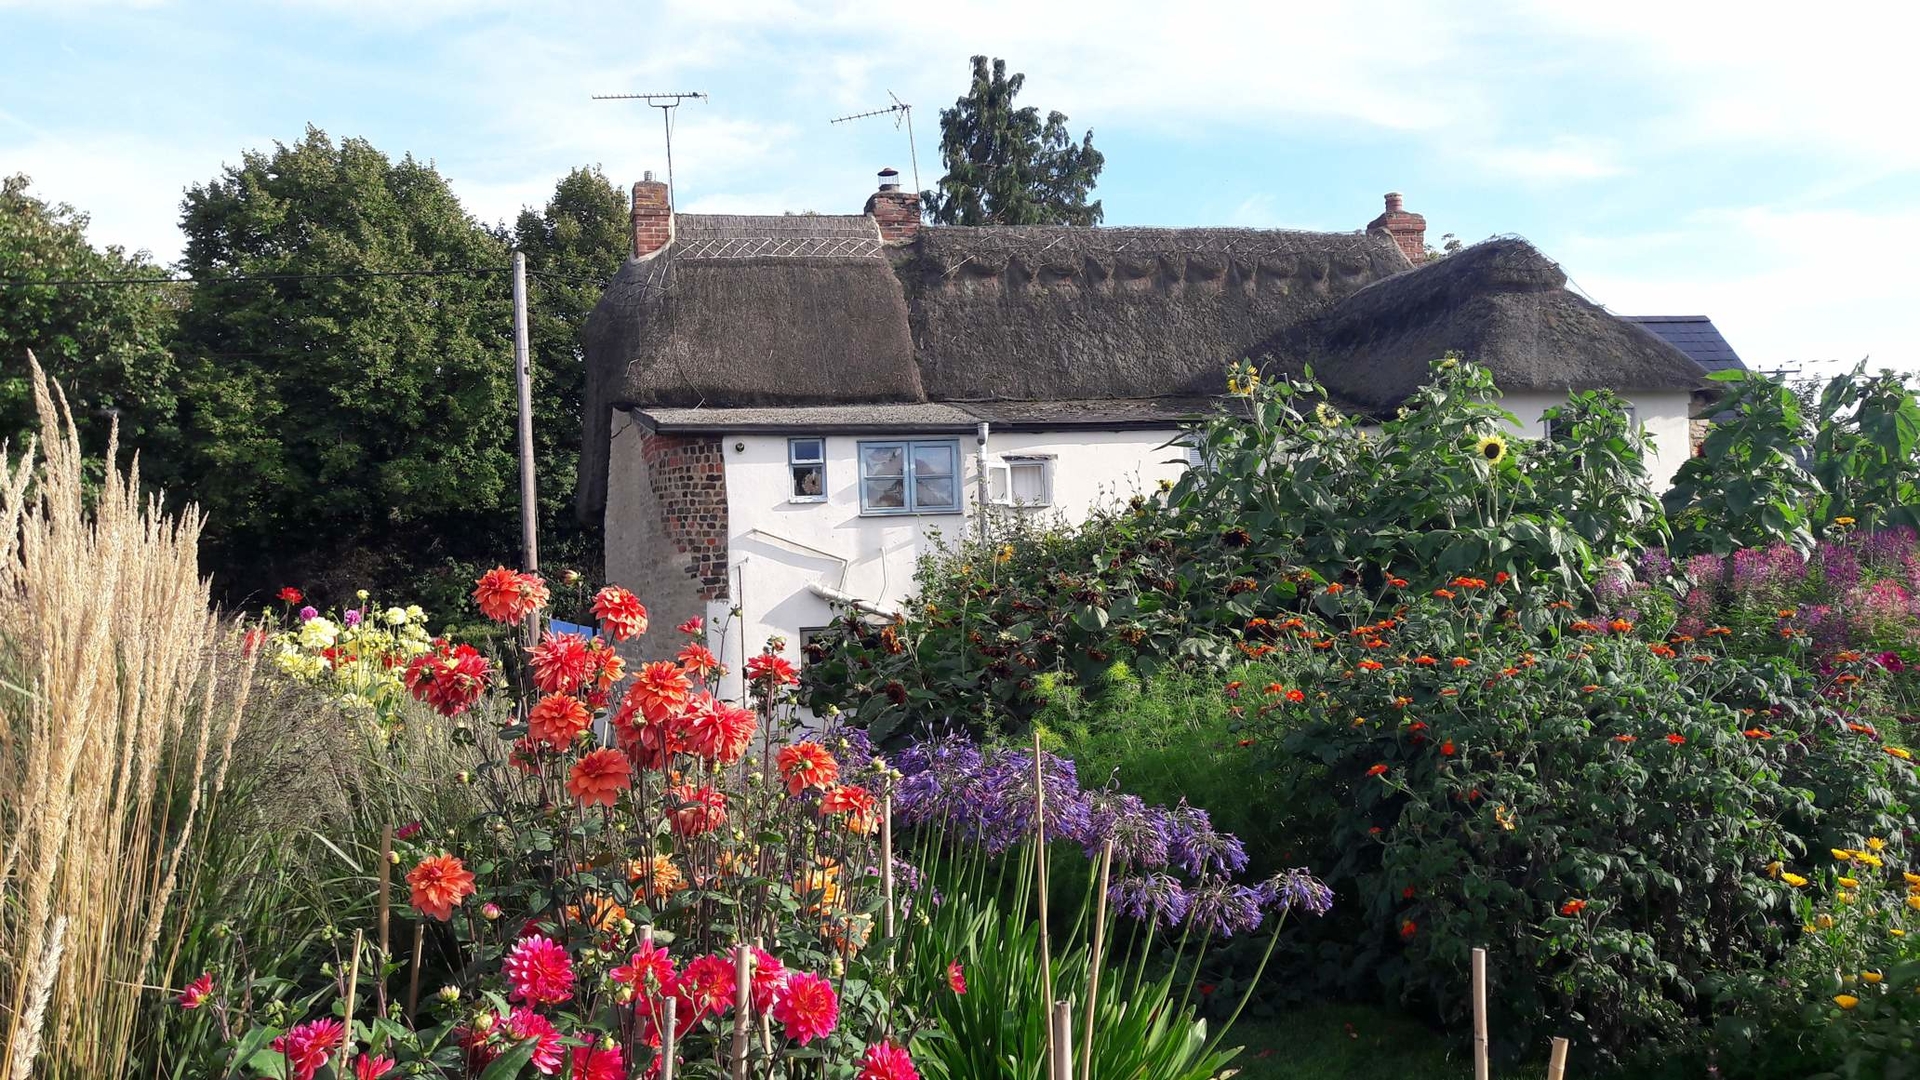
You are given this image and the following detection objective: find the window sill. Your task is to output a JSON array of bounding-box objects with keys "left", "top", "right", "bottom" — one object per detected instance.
[
  {"left": 857, "top": 508, "right": 965, "bottom": 518},
  {"left": 786, "top": 496, "right": 828, "bottom": 505}
]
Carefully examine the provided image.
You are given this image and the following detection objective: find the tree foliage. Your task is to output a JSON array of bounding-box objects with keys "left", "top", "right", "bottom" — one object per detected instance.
[
  {"left": 166, "top": 127, "right": 516, "bottom": 597},
  {"left": 0, "top": 174, "right": 181, "bottom": 457},
  {"left": 922, "top": 55, "right": 1105, "bottom": 226}
]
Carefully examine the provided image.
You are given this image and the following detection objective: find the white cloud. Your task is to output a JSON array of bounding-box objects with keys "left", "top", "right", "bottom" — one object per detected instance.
[
  {"left": 1476, "top": 136, "right": 1626, "bottom": 183},
  {"left": 0, "top": 132, "right": 239, "bottom": 262}
]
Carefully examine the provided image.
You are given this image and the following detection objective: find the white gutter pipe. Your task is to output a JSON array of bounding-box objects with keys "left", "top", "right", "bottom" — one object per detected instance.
[{"left": 807, "top": 581, "right": 898, "bottom": 619}]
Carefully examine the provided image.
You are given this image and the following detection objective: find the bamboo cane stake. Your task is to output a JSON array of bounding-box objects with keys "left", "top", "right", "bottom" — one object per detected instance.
[
  {"left": 1472, "top": 947, "right": 1490, "bottom": 1080},
  {"left": 1051, "top": 1001, "right": 1074, "bottom": 1080},
  {"left": 336, "top": 930, "right": 364, "bottom": 1074},
  {"left": 881, "top": 791, "right": 897, "bottom": 943},
  {"left": 376, "top": 825, "right": 392, "bottom": 1017},
  {"left": 660, "top": 997, "right": 678, "bottom": 1080},
  {"left": 731, "top": 943, "right": 752, "bottom": 1080},
  {"left": 406, "top": 921, "right": 425, "bottom": 1021},
  {"left": 1080, "top": 838, "right": 1114, "bottom": 1080},
  {"left": 1032, "top": 729, "right": 1055, "bottom": 1071},
  {"left": 1546, "top": 1036, "right": 1569, "bottom": 1080}
]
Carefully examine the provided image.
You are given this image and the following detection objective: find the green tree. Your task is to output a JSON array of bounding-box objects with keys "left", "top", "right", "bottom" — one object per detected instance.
[
  {"left": 0, "top": 174, "right": 182, "bottom": 458},
  {"left": 923, "top": 55, "right": 1105, "bottom": 226},
  {"left": 167, "top": 127, "right": 515, "bottom": 600},
  {"left": 511, "top": 166, "right": 630, "bottom": 578}
]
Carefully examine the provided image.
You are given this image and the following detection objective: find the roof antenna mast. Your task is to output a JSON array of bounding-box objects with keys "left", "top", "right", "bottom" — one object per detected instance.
[
  {"left": 830, "top": 91, "right": 920, "bottom": 193},
  {"left": 592, "top": 91, "right": 709, "bottom": 205}
]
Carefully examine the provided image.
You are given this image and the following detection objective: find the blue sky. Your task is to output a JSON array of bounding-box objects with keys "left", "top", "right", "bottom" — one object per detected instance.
[{"left": 4, "top": 0, "right": 1915, "bottom": 372}]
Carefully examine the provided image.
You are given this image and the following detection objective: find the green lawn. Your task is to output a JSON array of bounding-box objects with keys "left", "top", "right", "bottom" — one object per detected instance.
[{"left": 1220, "top": 1004, "right": 1459, "bottom": 1079}]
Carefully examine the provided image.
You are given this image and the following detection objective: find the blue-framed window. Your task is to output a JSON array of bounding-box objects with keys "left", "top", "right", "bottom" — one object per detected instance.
[
  {"left": 788, "top": 437, "right": 826, "bottom": 502},
  {"left": 858, "top": 439, "right": 961, "bottom": 514}
]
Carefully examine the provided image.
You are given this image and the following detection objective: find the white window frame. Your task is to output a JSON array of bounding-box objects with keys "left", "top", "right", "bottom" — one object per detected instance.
[
  {"left": 787, "top": 437, "right": 827, "bottom": 503},
  {"left": 857, "top": 438, "right": 962, "bottom": 516},
  {"left": 988, "top": 454, "right": 1055, "bottom": 507}
]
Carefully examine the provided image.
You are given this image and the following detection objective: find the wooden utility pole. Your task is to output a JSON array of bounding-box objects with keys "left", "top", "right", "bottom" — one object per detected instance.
[{"left": 512, "top": 251, "right": 540, "bottom": 643}]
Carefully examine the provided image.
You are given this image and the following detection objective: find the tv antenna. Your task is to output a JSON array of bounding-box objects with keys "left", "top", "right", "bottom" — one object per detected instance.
[
  {"left": 831, "top": 91, "right": 920, "bottom": 193},
  {"left": 592, "top": 91, "right": 708, "bottom": 204}
]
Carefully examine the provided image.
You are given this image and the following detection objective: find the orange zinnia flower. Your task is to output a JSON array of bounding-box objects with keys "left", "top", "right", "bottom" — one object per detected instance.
[
  {"left": 529, "top": 693, "right": 592, "bottom": 750},
  {"left": 1559, "top": 899, "right": 1588, "bottom": 917},
  {"left": 1451, "top": 657, "right": 1472, "bottom": 669},
  {"left": 1367, "top": 763, "right": 1390, "bottom": 777},
  {"left": 1414, "top": 655, "right": 1438, "bottom": 666},
  {"left": 1285, "top": 688, "right": 1306, "bottom": 703},
  {"left": 1440, "top": 740, "right": 1456, "bottom": 756},
  {"left": 1666, "top": 733, "right": 1686, "bottom": 745},
  {"left": 1325, "top": 582, "right": 1345, "bottom": 595},
  {"left": 1357, "top": 660, "right": 1385, "bottom": 671},
  {"left": 1612, "top": 734, "right": 1636, "bottom": 744},
  {"left": 407, "top": 854, "right": 476, "bottom": 921},
  {"left": 1432, "top": 589, "right": 1457, "bottom": 600},
  {"left": 1609, "top": 618, "right": 1634, "bottom": 634},
  {"left": 777, "top": 741, "right": 841, "bottom": 796},
  {"left": 567, "top": 747, "right": 631, "bottom": 808}
]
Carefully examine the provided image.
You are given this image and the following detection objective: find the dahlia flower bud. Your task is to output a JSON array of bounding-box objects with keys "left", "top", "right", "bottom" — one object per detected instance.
[
  {"left": 481, "top": 902, "right": 501, "bottom": 921},
  {"left": 437, "top": 985, "right": 460, "bottom": 1003},
  {"left": 470, "top": 1011, "right": 495, "bottom": 1035}
]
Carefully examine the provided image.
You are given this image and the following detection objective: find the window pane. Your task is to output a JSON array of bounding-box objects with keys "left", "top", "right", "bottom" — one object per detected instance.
[
  {"left": 1010, "top": 463, "right": 1047, "bottom": 504},
  {"left": 862, "top": 444, "right": 904, "bottom": 477},
  {"left": 912, "top": 443, "right": 954, "bottom": 477},
  {"left": 988, "top": 465, "right": 1010, "bottom": 503},
  {"left": 791, "top": 464, "right": 824, "bottom": 499},
  {"left": 790, "top": 438, "right": 823, "bottom": 463},
  {"left": 863, "top": 478, "right": 906, "bottom": 509},
  {"left": 915, "top": 476, "right": 956, "bottom": 509}
]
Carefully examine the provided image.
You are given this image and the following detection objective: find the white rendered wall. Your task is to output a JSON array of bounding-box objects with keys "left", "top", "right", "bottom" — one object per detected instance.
[
  {"left": 1497, "top": 390, "right": 1693, "bottom": 492},
  {"left": 706, "top": 428, "right": 1188, "bottom": 697}
]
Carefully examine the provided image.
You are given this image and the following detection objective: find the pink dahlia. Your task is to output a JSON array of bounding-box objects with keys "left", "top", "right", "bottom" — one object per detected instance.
[
  {"left": 859, "top": 1041, "right": 920, "bottom": 1080},
  {"left": 611, "top": 944, "right": 677, "bottom": 997},
  {"left": 570, "top": 1044, "right": 625, "bottom": 1080},
  {"left": 677, "top": 953, "right": 737, "bottom": 1018},
  {"left": 505, "top": 1007, "right": 565, "bottom": 1076},
  {"left": 271, "top": 1018, "right": 345, "bottom": 1080},
  {"left": 177, "top": 971, "right": 213, "bottom": 1009},
  {"left": 354, "top": 1054, "right": 397, "bottom": 1080},
  {"left": 772, "top": 971, "right": 839, "bottom": 1045},
  {"left": 750, "top": 947, "right": 789, "bottom": 1012},
  {"left": 504, "top": 934, "right": 575, "bottom": 1005}
]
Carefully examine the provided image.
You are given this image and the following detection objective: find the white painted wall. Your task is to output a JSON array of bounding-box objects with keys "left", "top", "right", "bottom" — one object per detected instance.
[
  {"left": 704, "top": 427, "right": 1188, "bottom": 697},
  {"left": 1497, "top": 389, "right": 1693, "bottom": 491}
]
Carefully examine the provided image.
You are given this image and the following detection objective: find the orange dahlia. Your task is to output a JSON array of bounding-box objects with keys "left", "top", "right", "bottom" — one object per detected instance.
[
  {"left": 777, "top": 741, "right": 841, "bottom": 796},
  {"left": 529, "top": 632, "right": 593, "bottom": 695},
  {"left": 592, "top": 586, "right": 648, "bottom": 642},
  {"left": 473, "top": 567, "right": 549, "bottom": 624},
  {"left": 628, "top": 854, "right": 686, "bottom": 899},
  {"left": 682, "top": 694, "right": 756, "bottom": 765},
  {"left": 627, "top": 662, "right": 692, "bottom": 725},
  {"left": 567, "top": 747, "right": 631, "bottom": 808},
  {"left": 407, "top": 853, "right": 477, "bottom": 921},
  {"left": 529, "top": 693, "right": 592, "bottom": 750},
  {"left": 820, "top": 783, "right": 879, "bottom": 835},
  {"left": 667, "top": 783, "right": 728, "bottom": 837}
]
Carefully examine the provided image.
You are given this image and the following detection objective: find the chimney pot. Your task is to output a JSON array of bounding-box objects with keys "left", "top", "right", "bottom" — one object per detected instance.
[
  {"left": 864, "top": 166, "right": 920, "bottom": 244},
  {"left": 644, "top": 170, "right": 655, "bottom": 182},
  {"left": 877, "top": 167, "right": 900, "bottom": 192},
  {"left": 1366, "top": 191, "right": 1426, "bottom": 265}
]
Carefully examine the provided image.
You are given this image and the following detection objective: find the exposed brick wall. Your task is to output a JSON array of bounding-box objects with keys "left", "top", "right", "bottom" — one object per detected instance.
[
  {"left": 864, "top": 189, "right": 921, "bottom": 244},
  {"left": 632, "top": 177, "right": 672, "bottom": 258},
  {"left": 1690, "top": 417, "right": 1711, "bottom": 456},
  {"left": 640, "top": 432, "right": 730, "bottom": 599}
]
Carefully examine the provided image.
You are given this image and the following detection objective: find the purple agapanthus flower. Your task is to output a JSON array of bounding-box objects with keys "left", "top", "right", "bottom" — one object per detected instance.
[
  {"left": 1082, "top": 790, "right": 1172, "bottom": 871},
  {"left": 1166, "top": 803, "right": 1248, "bottom": 876},
  {"left": 893, "top": 732, "right": 984, "bottom": 829},
  {"left": 1109, "top": 872, "right": 1191, "bottom": 927},
  {"left": 1183, "top": 878, "right": 1266, "bottom": 937},
  {"left": 968, "top": 749, "right": 1090, "bottom": 853},
  {"left": 1257, "top": 867, "right": 1335, "bottom": 917}
]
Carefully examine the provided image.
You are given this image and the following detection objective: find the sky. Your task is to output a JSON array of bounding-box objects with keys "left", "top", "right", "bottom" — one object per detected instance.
[{"left": 2, "top": 0, "right": 1915, "bottom": 374}]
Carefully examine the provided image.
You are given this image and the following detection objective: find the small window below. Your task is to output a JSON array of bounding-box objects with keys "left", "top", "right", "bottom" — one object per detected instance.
[
  {"left": 858, "top": 439, "right": 961, "bottom": 515},
  {"left": 788, "top": 437, "right": 826, "bottom": 502},
  {"left": 798, "top": 625, "right": 830, "bottom": 667},
  {"left": 988, "top": 455, "right": 1054, "bottom": 507}
]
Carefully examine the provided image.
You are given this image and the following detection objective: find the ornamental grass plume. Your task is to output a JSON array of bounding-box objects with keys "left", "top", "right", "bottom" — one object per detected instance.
[{"left": 0, "top": 356, "right": 259, "bottom": 1078}]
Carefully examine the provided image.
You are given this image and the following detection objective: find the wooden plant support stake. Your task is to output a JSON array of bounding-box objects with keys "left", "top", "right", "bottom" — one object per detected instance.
[
  {"left": 1051, "top": 1001, "right": 1075, "bottom": 1080},
  {"left": 376, "top": 824, "right": 392, "bottom": 1017},
  {"left": 407, "top": 921, "right": 426, "bottom": 1021},
  {"left": 1472, "top": 946, "right": 1490, "bottom": 1080},
  {"left": 1546, "top": 1036, "right": 1569, "bottom": 1080},
  {"left": 1033, "top": 730, "right": 1056, "bottom": 1071},
  {"left": 881, "top": 790, "right": 897, "bottom": 943},
  {"left": 660, "top": 997, "right": 678, "bottom": 1080},
  {"left": 336, "top": 930, "right": 364, "bottom": 1074},
  {"left": 1080, "top": 838, "right": 1114, "bottom": 1080},
  {"left": 730, "top": 944, "right": 752, "bottom": 1080}
]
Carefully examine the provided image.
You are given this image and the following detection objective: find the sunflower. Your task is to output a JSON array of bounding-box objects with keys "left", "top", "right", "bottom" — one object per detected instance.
[{"left": 1475, "top": 434, "right": 1508, "bottom": 464}]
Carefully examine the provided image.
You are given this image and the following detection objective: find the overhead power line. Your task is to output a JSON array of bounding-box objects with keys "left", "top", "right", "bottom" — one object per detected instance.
[{"left": 0, "top": 266, "right": 516, "bottom": 289}]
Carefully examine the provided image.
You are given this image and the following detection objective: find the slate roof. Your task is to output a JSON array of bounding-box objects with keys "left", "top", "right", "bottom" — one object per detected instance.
[
  {"left": 1621, "top": 316, "right": 1747, "bottom": 375},
  {"left": 637, "top": 397, "right": 1221, "bottom": 434}
]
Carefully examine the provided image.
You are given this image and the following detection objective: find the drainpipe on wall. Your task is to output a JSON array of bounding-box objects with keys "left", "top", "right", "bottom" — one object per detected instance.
[{"left": 975, "top": 421, "right": 990, "bottom": 543}]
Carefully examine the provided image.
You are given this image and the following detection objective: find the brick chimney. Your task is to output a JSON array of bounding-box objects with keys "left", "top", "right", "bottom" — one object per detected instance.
[
  {"left": 864, "top": 167, "right": 920, "bottom": 244},
  {"left": 1367, "top": 191, "right": 1427, "bottom": 264},
  {"left": 631, "top": 171, "right": 672, "bottom": 258}
]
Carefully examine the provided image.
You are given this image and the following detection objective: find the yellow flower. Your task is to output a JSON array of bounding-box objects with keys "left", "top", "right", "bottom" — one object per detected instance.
[
  {"left": 1839, "top": 877, "right": 1861, "bottom": 889},
  {"left": 1782, "top": 872, "right": 1810, "bottom": 887},
  {"left": 1904, "top": 872, "right": 1920, "bottom": 887},
  {"left": 1765, "top": 861, "right": 1783, "bottom": 879},
  {"left": 1834, "top": 848, "right": 1856, "bottom": 861},
  {"left": 1893, "top": 928, "right": 1907, "bottom": 938},
  {"left": 1835, "top": 994, "right": 1860, "bottom": 1009},
  {"left": 1475, "top": 434, "right": 1508, "bottom": 465},
  {"left": 1887, "top": 746, "right": 1913, "bottom": 761},
  {"left": 1837, "top": 891, "right": 1855, "bottom": 904},
  {"left": 1860, "top": 852, "right": 1885, "bottom": 868},
  {"left": 1816, "top": 914, "right": 1836, "bottom": 929},
  {"left": 1868, "top": 837, "right": 1887, "bottom": 852},
  {"left": 1803, "top": 923, "right": 1818, "bottom": 934},
  {"left": 1863, "top": 971, "right": 1885, "bottom": 984},
  {"left": 1835, "top": 517, "right": 1857, "bottom": 527},
  {"left": 1906, "top": 895, "right": 1920, "bottom": 912}
]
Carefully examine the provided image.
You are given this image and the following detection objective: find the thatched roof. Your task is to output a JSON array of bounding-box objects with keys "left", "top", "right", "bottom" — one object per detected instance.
[
  {"left": 1263, "top": 238, "right": 1706, "bottom": 410},
  {"left": 579, "top": 216, "right": 1707, "bottom": 520}
]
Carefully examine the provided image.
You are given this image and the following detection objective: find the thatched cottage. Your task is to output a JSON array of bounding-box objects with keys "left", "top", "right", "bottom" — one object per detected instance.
[{"left": 580, "top": 170, "right": 1709, "bottom": 688}]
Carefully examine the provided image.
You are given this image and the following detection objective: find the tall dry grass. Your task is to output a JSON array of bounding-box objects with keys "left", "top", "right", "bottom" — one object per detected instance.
[{"left": 0, "top": 354, "right": 257, "bottom": 1079}]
